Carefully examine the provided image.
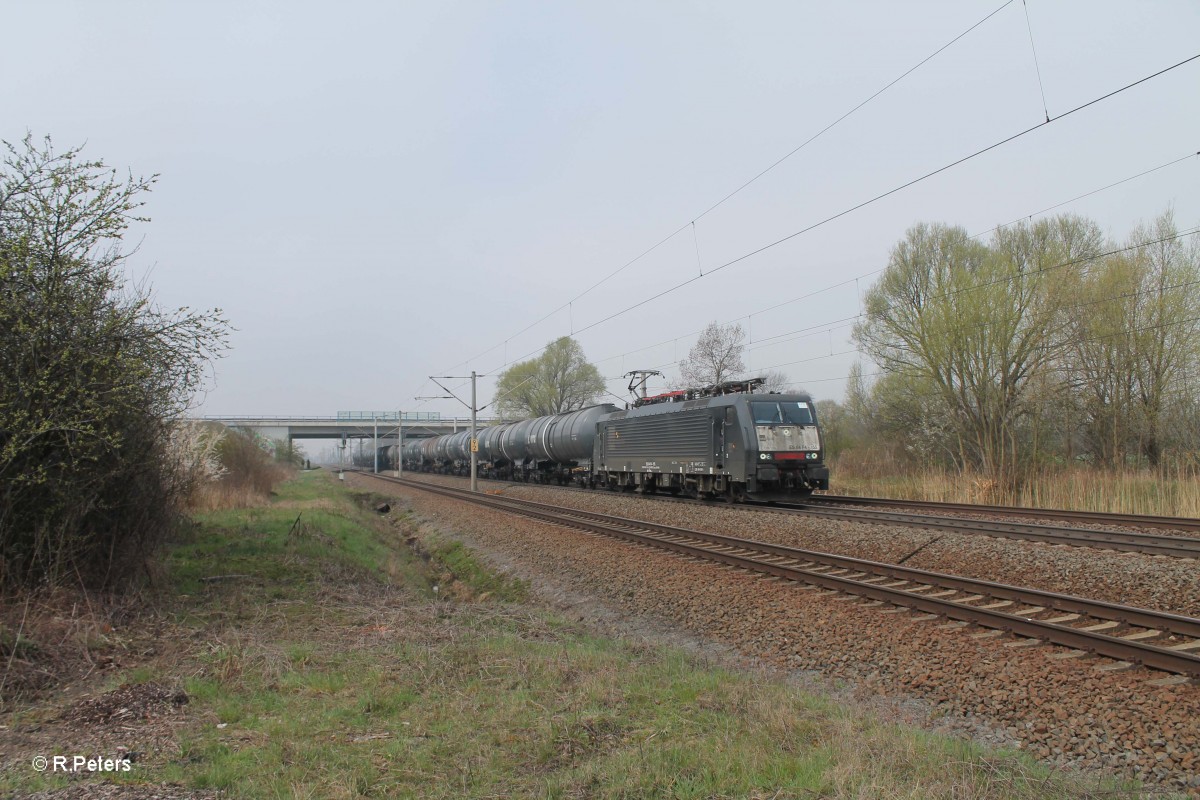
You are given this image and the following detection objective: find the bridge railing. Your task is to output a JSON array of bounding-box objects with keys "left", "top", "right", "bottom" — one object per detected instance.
[
  {"left": 337, "top": 411, "right": 444, "bottom": 421},
  {"left": 197, "top": 415, "right": 499, "bottom": 425}
]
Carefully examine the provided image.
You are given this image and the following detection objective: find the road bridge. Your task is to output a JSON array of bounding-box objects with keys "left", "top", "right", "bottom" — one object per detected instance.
[{"left": 197, "top": 412, "right": 500, "bottom": 444}]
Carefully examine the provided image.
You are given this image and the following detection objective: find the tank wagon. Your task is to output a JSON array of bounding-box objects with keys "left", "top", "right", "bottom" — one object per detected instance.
[
  {"left": 396, "top": 404, "right": 618, "bottom": 484},
  {"left": 392, "top": 380, "right": 829, "bottom": 501}
]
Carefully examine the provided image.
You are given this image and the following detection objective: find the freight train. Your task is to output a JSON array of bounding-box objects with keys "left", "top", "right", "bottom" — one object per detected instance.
[{"left": 391, "top": 379, "right": 829, "bottom": 502}]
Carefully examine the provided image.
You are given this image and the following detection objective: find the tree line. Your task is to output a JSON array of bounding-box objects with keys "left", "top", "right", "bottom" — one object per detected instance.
[{"left": 825, "top": 210, "right": 1200, "bottom": 485}]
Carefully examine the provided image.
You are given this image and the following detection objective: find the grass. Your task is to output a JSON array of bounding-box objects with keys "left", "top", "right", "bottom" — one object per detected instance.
[
  {"left": 828, "top": 460, "right": 1200, "bottom": 518},
  {"left": 1, "top": 470, "right": 1148, "bottom": 799}
]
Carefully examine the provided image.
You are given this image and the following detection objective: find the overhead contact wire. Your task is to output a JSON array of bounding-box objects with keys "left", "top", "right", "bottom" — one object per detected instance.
[
  {"left": 431, "top": 54, "right": 1199, "bottom": 403},
  {"left": 433, "top": 0, "right": 1016, "bottom": 377},
  {"left": 570, "top": 52, "right": 1200, "bottom": 337}
]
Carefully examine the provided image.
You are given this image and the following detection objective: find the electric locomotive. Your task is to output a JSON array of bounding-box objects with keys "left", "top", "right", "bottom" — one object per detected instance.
[{"left": 592, "top": 379, "right": 828, "bottom": 501}]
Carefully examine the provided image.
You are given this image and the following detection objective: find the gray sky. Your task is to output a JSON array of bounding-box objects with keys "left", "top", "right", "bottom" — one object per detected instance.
[{"left": 4, "top": 1, "right": 1198, "bottom": 421}]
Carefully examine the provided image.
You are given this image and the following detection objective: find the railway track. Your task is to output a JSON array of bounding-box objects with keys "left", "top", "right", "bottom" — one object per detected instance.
[
  {"left": 810, "top": 494, "right": 1200, "bottom": 533},
  {"left": 365, "top": 472, "right": 1200, "bottom": 679},
  {"left": 387, "top": 471, "right": 1200, "bottom": 559},
  {"left": 773, "top": 501, "right": 1200, "bottom": 560}
]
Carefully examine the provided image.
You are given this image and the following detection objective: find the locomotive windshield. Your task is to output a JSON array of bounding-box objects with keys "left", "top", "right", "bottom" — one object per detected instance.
[{"left": 751, "top": 401, "right": 814, "bottom": 425}]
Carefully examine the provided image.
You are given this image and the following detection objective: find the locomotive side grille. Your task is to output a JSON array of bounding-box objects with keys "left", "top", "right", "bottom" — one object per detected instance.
[{"left": 604, "top": 413, "right": 713, "bottom": 460}]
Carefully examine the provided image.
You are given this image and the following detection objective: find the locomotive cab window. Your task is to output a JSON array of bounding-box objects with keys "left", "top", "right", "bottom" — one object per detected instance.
[
  {"left": 780, "top": 402, "right": 814, "bottom": 425},
  {"left": 751, "top": 402, "right": 782, "bottom": 425},
  {"left": 752, "top": 401, "right": 814, "bottom": 426}
]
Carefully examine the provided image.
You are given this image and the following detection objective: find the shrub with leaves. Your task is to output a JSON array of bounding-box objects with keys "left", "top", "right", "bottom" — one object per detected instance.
[{"left": 0, "top": 134, "right": 227, "bottom": 590}]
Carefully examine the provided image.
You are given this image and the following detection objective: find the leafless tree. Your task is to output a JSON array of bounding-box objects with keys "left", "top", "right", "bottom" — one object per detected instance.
[
  {"left": 678, "top": 321, "right": 746, "bottom": 387},
  {"left": 758, "top": 370, "right": 791, "bottom": 392}
]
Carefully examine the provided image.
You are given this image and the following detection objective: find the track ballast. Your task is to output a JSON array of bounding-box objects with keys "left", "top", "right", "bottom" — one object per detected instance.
[{"left": 366, "top": 472, "right": 1200, "bottom": 679}]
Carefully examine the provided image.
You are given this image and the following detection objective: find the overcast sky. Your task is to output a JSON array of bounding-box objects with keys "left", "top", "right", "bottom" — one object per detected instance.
[{"left": 4, "top": 1, "right": 1197, "bottom": 422}]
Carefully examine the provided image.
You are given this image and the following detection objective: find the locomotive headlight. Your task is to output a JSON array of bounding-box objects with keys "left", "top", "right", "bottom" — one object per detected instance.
[{"left": 760, "top": 453, "right": 769, "bottom": 460}]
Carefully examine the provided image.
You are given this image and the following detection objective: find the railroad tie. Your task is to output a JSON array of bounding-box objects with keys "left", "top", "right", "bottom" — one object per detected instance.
[
  {"left": 1147, "top": 675, "right": 1193, "bottom": 687},
  {"left": 971, "top": 630, "right": 1005, "bottom": 640},
  {"left": 1079, "top": 621, "right": 1122, "bottom": 632}
]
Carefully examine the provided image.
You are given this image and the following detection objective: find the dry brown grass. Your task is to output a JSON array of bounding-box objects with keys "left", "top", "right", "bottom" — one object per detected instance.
[
  {"left": 184, "top": 429, "right": 292, "bottom": 511},
  {"left": 187, "top": 481, "right": 269, "bottom": 511},
  {"left": 828, "top": 457, "right": 1200, "bottom": 517},
  {"left": 0, "top": 588, "right": 158, "bottom": 709}
]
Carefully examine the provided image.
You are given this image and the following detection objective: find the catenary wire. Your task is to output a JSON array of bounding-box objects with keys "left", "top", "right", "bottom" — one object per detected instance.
[
  {"left": 557, "top": 53, "right": 1200, "bottom": 349},
  {"left": 422, "top": 55, "right": 1199, "bottom": 407},
  {"left": 586, "top": 150, "right": 1197, "bottom": 375},
  {"left": 429, "top": 1, "right": 1018, "bottom": 380},
  {"left": 598, "top": 226, "right": 1200, "bottom": 386}
]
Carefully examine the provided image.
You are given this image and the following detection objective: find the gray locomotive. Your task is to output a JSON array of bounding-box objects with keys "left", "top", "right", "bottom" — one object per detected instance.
[{"left": 393, "top": 380, "right": 829, "bottom": 501}]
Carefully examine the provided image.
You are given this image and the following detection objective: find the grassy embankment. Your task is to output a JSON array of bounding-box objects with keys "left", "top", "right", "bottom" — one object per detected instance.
[
  {"left": 3, "top": 470, "right": 1143, "bottom": 798},
  {"left": 828, "top": 458, "right": 1200, "bottom": 518}
]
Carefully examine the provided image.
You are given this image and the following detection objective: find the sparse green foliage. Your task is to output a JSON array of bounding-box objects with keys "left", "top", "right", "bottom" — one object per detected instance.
[
  {"left": 494, "top": 336, "right": 605, "bottom": 419},
  {"left": 0, "top": 134, "right": 228, "bottom": 590},
  {"left": 852, "top": 218, "right": 1097, "bottom": 482},
  {"left": 845, "top": 211, "right": 1200, "bottom": 489},
  {"left": 271, "top": 437, "right": 306, "bottom": 468},
  {"left": 1060, "top": 211, "right": 1200, "bottom": 467}
]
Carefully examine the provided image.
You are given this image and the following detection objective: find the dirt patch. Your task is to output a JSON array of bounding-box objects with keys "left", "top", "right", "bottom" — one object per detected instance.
[
  {"left": 60, "top": 682, "right": 189, "bottom": 726},
  {"left": 1, "top": 593, "right": 167, "bottom": 709}
]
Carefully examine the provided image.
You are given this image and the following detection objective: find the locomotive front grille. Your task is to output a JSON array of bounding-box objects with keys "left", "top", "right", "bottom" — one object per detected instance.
[{"left": 755, "top": 425, "right": 820, "bottom": 453}]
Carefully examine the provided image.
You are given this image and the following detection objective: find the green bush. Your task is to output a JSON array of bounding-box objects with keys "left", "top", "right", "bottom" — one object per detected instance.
[{"left": 0, "top": 134, "right": 226, "bottom": 590}]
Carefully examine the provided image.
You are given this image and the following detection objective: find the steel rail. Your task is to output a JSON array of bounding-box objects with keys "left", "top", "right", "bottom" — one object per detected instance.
[
  {"left": 772, "top": 504, "right": 1200, "bottom": 559},
  {"left": 385, "top": 471, "right": 1200, "bottom": 558},
  {"left": 810, "top": 494, "right": 1200, "bottom": 533},
  {"left": 370, "top": 473, "right": 1200, "bottom": 677}
]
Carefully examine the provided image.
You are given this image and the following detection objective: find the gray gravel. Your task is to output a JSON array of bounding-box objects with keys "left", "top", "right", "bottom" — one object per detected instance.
[{"left": 453, "top": 475, "right": 1200, "bottom": 617}]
